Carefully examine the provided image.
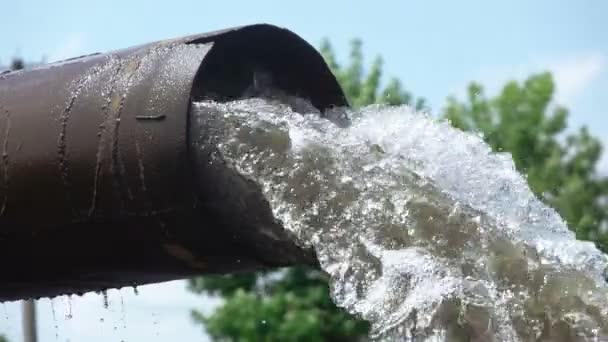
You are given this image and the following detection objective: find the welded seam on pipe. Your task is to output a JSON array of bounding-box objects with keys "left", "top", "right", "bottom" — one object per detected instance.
[
  {"left": 125, "top": 52, "right": 155, "bottom": 216},
  {"left": 57, "top": 76, "right": 87, "bottom": 216},
  {"left": 59, "top": 61, "right": 108, "bottom": 217},
  {"left": 1, "top": 106, "right": 10, "bottom": 217},
  {"left": 111, "top": 58, "right": 142, "bottom": 209},
  {"left": 110, "top": 109, "right": 127, "bottom": 209},
  {"left": 88, "top": 57, "right": 123, "bottom": 218}
]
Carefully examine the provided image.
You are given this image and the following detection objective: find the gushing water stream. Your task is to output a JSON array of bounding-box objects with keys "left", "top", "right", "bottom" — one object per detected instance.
[{"left": 192, "top": 98, "right": 608, "bottom": 341}]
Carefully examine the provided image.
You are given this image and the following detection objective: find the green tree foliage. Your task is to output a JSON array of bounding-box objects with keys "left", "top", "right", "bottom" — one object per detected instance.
[
  {"left": 188, "top": 39, "right": 424, "bottom": 342},
  {"left": 189, "top": 268, "right": 369, "bottom": 342},
  {"left": 319, "top": 39, "right": 426, "bottom": 110},
  {"left": 444, "top": 73, "right": 608, "bottom": 250},
  {"left": 0, "top": 335, "right": 8, "bottom": 342}
]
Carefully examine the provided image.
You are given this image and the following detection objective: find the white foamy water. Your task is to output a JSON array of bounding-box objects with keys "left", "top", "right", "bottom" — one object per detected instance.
[{"left": 192, "top": 98, "right": 608, "bottom": 341}]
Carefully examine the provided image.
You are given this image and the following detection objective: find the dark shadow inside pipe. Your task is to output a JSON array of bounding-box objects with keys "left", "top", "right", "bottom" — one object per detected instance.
[{"left": 188, "top": 24, "right": 348, "bottom": 112}]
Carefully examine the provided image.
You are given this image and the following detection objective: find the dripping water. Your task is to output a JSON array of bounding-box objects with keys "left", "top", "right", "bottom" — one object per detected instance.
[
  {"left": 102, "top": 290, "right": 109, "bottom": 309},
  {"left": 64, "top": 296, "right": 73, "bottom": 320},
  {"left": 120, "top": 292, "right": 127, "bottom": 331},
  {"left": 2, "top": 303, "right": 7, "bottom": 322},
  {"left": 50, "top": 299, "right": 59, "bottom": 339},
  {"left": 152, "top": 312, "right": 160, "bottom": 337}
]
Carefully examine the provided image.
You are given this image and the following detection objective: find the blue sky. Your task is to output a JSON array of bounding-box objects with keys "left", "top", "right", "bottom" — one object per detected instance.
[{"left": 1, "top": 1, "right": 607, "bottom": 341}]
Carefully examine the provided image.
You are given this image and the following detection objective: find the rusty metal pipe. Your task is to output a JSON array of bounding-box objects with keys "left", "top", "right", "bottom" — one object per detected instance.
[{"left": 0, "top": 24, "right": 347, "bottom": 301}]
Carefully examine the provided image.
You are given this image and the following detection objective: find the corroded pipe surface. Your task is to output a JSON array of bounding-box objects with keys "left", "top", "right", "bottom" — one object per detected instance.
[{"left": 0, "top": 24, "right": 347, "bottom": 301}]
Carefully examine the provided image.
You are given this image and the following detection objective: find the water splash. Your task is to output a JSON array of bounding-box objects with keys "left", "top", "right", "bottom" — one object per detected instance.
[{"left": 192, "top": 98, "right": 608, "bottom": 341}]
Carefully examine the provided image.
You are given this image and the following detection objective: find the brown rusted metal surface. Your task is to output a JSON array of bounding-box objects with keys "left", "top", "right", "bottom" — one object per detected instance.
[{"left": 0, "top": 24, "right": 347, "bottom": 301}]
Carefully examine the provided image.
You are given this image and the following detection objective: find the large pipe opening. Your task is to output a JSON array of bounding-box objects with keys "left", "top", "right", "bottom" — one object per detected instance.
[
  {"left": 188, "top": 24, "right": 347, "bottom": 110},
  {"left": 0, "top": 24, "right": 347, "bottom": 302}
]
